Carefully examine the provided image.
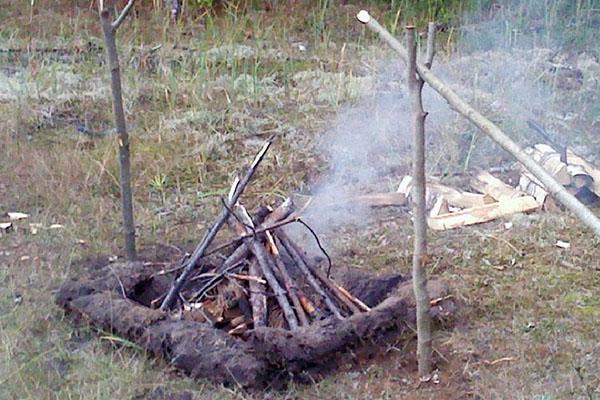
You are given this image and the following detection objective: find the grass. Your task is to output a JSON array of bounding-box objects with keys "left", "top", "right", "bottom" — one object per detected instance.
[{"left": 1, "top": 1, "right": 600, "bottom": 399}]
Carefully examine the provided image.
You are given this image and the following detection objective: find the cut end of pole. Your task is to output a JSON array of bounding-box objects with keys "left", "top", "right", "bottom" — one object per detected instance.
[{"left": 356, "top": 10, "right": 371, "bottom": 24}]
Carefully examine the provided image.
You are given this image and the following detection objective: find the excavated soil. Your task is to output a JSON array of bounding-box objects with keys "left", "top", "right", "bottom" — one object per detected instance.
[{"left": 56, "top": 259, "right": 455, "bottom": 389}]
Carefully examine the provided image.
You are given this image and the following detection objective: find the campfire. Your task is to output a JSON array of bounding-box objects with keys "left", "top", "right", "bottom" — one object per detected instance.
[
  {"left": 56, "top": 140, "right": 455, "bottom": 388},
  {"left": 155, "top": 196, "right": 372, "bottom": 334}
]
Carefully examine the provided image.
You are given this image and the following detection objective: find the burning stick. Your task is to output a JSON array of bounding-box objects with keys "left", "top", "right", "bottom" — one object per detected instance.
[{"left": 160, "top": 140, "right": 273, "bottom": 311}]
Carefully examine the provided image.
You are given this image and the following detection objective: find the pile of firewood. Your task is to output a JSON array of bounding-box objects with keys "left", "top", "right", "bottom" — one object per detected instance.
[
  {"left": 155, "top": 140, "right": 369, "bottom": 335},
  {"left": 166, "top": 198, "right": 370, "bottom": 335}
]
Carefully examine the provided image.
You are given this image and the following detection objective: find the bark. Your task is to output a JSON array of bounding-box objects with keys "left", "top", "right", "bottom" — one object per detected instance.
[
  {"left": 358, "top": 11, "right": 600, "bottom": 238},
  {"left": 248, "top": 259, "right": 268, "bottom": 327},
  {"left": 99, "top": 1, "right": 137, "bottom": 261},
  {"left": 407, "top": 26, "right": 432, "bottom": 379}
]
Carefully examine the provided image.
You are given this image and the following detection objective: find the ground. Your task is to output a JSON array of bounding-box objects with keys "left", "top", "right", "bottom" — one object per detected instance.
[{"left": 1, "top": 1, "right": 599, "bottom": 399}]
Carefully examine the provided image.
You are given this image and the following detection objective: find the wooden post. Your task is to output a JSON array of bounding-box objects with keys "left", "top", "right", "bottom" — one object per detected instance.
[
  {"left": 407, "top": 25, "right": 433, "bottom": 380},
  {"left": 99, "top": 0, "right": 137, "bottom": 261},
  {"left": 356, "top": 10, "right": 600, "bottom": 239}
]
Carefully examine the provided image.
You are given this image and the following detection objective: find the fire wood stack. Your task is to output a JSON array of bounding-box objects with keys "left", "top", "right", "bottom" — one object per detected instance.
[{"left": 164, "top": 197, "right": 370, "bottom": 335}]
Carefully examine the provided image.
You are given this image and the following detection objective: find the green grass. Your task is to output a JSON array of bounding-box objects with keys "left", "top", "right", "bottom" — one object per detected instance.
[{"left": 1, "top": 1, "right": 600, "bottom": 399}]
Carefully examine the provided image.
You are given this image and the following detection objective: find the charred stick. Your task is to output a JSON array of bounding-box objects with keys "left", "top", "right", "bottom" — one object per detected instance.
[
  {"left": 160, "top": 140, "right": 272, "bottom": 311},
  {"left": 265, "top": 232, "right": 310, "bottom": 326},
  {"left": 233, "top": 205, "right": 299, "bottom": 330},
  {"left": 248, "top": 258, "right": 268, "bottom": 328},
  {"left": 275, "top": 232, "right": 344, "bottom": 319},
  {"left": 276, "top": 230, "right": 361, "bottom": 315}
]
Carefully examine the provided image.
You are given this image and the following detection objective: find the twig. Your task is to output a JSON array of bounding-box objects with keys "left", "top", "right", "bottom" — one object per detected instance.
[
  {"left": 295, "top": 219, "right": 333, "bottom": 277},
  {"left": 160, "top": 140, "right": 272, "bottom": 311},
  {"left": 247, "top": 258, "right": 268, "bottom": 327}
]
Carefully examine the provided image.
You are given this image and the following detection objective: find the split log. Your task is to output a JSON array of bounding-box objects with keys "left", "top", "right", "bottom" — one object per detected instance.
[
  {"left": 521, "top": 144, "right": 571, "bottom": 185},
  {"left": 518, "top": 173, "right": 548, "bottom": 205},
  {"left": 357, "top": 10, "right": 600, "bottom": 238},
  {"left": 429, "top": 196, "right": 449, "bottom": 217},
  {"left": 470, "top": 169, "right": 525, "bottom": 201},
  {"left": 566, "top": 149, "right": 600, "bottom": 195},
  {"left": 427, "top": 195, "right": 540, "bottom": 230},
  {"left": 399, "top": 176, "right": 494, "bottom": 209},
  {"left": 331, "top": 192, "right": 407, "bottom": 208}
]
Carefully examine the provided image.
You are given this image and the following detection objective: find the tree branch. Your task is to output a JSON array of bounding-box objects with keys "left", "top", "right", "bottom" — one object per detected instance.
[
  {"left": 112, "top": 0, "right": 136, "bottom": 31},
  {"left": 424, "top": 22, "right": 436, "bottom": 69}
]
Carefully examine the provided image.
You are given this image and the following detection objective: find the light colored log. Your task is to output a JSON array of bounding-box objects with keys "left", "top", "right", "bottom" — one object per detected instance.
[
  {"left": 429, "top": 196, "right": 449, "bottom": 217},
  {"left": 357, "top": 10, "right": 600, "bottom": 238},
  {"left": 523, "top": 144, "right": 571, "bottom": 185},
  {"left": 470, "top": 169, "right": 525, "bottom": 201},
  {"left": 399, "top": 176, "right": 494, "bottom": 209},
  {"left": 427, "top": 196, "right": 540, "bottom": 231},
  {"left": 566, "top": 149, "right": 600, "bottom": 195},
  {"left": 518, "top": 173, "right": 548, "bottom": 205}
]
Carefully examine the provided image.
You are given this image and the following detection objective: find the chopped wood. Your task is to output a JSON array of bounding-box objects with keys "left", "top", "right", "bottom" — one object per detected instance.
[
  {"left": 399, "top": 176, "right": 494, "bottom": 208},
  {"left": 565, "top": 149, "right": 600, "bottom": 195},
  {"left": 522, "top": 144, "right": 571, "bottom": 185},
  {"left": 566, "top": 164, "right": 593, "bottom": 189},
  {"left": 518, "top": 173, "right": 547, "bottom": 206},
  {"left": 427, "top": 196, "right": 540, "bottom": 231},
  {"left": 226, "top": 273, "right": 267, "bottom": 285},
  {"left": 337, "top": 285, "right": 371, "bottom": 312},
  {"left": 429, "top": 196, "right": 449, "bottom": 217},
  {"left": 298, "top": 292, "right": 317, "bottom": 317},
  {"left": 470, "top": 169, "right": 525, "bottom": 201}
]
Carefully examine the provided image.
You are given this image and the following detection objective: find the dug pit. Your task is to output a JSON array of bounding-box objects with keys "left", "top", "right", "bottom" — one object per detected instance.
[{"left": 56, "top": 257, "right": 454, "bottom": 389}]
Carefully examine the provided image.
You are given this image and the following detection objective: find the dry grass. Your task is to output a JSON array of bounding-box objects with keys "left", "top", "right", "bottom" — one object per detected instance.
[{"left": 1, "top": 1, "right": 599, "bottom": 399}]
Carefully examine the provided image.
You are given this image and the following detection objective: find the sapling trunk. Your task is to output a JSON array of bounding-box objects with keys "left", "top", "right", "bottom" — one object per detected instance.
[
  {"left": 406, "top": 25, "right": 433, "bottom": 379},
  {"left": 99, "top": 0, "right": 137, "bottom": 261}
]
